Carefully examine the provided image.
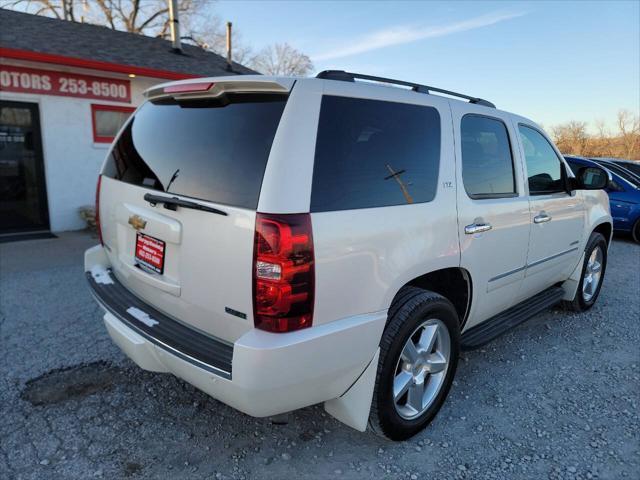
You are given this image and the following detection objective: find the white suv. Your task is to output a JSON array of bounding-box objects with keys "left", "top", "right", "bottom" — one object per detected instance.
[{"left": 85, "top": 71, "right": 612, "bottom": 440}]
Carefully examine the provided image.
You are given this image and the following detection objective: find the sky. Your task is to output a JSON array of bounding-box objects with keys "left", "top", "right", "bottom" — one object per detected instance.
[{"left": 216, "top": 0, "right": 640, "bottom": 132}]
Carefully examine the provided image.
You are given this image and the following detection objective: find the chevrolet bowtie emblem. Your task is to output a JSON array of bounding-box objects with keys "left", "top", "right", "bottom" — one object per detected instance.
[{"left": 128, "top": 214, "right": 147, "bottom": 230}]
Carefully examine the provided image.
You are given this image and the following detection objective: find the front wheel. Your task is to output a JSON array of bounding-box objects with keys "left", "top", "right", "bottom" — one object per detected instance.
[
  {"left": 632, "top": 219, "right": 640, "bottom": 244},
  {"left": 369, "top": 287, "right": 460, "bottom": 440},
  {"left": 562, "top": 232, "right": 608, "bottom": 312}
]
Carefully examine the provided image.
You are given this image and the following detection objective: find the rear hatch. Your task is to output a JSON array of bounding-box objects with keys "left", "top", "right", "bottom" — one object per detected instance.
[{"left": 98, "top": 78, "right": 291, "bottom": 343}]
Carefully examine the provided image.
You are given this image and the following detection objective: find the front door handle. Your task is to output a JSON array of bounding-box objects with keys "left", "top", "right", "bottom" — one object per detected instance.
[
  {"left": 465, "top": 223, "right": 492, "bottom": 234},
  {"left": 534, "top": 213, "right": 552, "bottom": 224}
]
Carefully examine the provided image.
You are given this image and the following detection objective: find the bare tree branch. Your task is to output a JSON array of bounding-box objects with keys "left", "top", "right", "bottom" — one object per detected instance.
[
  {"left": 136, "top": 7, "right": 169, "bottom": 32},
  {"left": 6, "top": 0, "right": 317, "bottom": 80},
  {"left": 250, "top": 43, "right": 314, "bottom": 76}
]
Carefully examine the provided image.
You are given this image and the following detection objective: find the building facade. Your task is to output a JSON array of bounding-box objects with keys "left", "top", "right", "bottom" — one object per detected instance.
[{"left": 0, "top": 9, "right": 253, "bottom": 238}]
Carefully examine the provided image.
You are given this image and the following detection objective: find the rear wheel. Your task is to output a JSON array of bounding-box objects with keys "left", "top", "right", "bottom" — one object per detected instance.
[
  {"left": 562, "top": 232, "right": 607, "bottom": 312},
  {"left": 369, "top": 287, "right": 459, "bottom": 440},
  {"left": 632, "top": 219, "right": 640, "bottom": 244}
]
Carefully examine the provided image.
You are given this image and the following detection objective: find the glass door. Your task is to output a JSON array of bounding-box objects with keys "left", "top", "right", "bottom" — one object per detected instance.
[{"left": 0, "top": 101, "right": 50, "bottom": 235}]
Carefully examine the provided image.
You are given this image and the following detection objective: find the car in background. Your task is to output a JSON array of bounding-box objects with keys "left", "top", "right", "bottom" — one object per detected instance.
[
  {"left": 592, "top": 157, "right": 640, "bottom": 178},
  {"left": 565, "top": 156, "right": 640, "bottom": 243},
  {"left": 590, "top": 158, "right": 640, "bottom": 185}
]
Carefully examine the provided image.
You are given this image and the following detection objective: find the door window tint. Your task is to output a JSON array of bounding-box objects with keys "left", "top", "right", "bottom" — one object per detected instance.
[
  {"left": 615, "top": 161, "right": 640, "bottom": 177},
  {"left": 518, "top": 125, "right": 565, "bottom": 195},
  {"left": 597, "top": 162, "right": 640, "bottom": 187},
  {"left": 311, "top": 96, "right": 440, "bottom": 212},
  {"left": 565, "top": 159, "right": 581, "bottom": 176},
  {"left": 102, "top": 94, "right": 287, "bottom": 209},
  {"left": 460, "top": 115, "right": 516, "bottom": 197}
]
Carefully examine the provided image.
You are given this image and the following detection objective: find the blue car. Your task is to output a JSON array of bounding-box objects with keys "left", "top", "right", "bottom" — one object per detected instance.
[
  {"left": 565, "top": 156, "right": 640, "bottom": 243},
  {"left": 591, "top": 157, "right": 640, "bottom": 180}
]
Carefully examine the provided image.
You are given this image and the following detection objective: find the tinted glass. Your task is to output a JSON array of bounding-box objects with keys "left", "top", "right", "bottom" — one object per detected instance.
[
  {"left": 597, "top": 162, "right": 640, "bottom": 187},
  {"left": 518, "top": 125, "right": 565, "bottom": 194},
  {"left": 311, "top": 96, "right": 440, "bottom": 212},
  {"left": 614, "top": 161, "right": 640, "bottom": 177},
  {"left": 102, "top": 94, "right": 287, "bottom": 209},
  {"left": 565, "top": 159, "right": 581, "bottom": 176},
  {"left": 460, "top": 115, "right": 515, "bottom": 197}
]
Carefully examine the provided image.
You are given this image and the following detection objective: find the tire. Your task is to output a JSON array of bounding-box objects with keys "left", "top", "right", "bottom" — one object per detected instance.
[
  {"left": 369, "top": 287, "right": 460, "bottom": 441},
  {"left": 632, "top": 219, "right": 640, "bottom": 244},
  {"left": 562, "top": 232, "right": 608, "bottom": 312}
]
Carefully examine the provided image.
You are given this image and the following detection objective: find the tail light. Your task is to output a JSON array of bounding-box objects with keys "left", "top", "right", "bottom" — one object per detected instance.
[
  {"left": 95, "top": 174, "right": 103, "bottom": 245},
  {"left": 253, "top": 213, "right": 315, "bottom": 333}
]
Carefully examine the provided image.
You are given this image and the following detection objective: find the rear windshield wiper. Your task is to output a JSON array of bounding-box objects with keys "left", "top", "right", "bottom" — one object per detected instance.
[{"left": 144, "top": 193, "right": 228, "bottom": 217}]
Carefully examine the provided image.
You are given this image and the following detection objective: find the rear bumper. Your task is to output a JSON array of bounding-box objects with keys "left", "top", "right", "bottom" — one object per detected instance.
[{"left": 85, "top": 245, "right": 386, "bottom": 417}]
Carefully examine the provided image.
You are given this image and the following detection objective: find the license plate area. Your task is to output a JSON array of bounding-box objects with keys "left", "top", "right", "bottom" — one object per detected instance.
[{"left": 135, "top": 233, "right": 165, "bottom": 274}]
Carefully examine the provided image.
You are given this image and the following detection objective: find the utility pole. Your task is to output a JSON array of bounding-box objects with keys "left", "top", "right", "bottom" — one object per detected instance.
[
  {"left": 168, "top": 0, "right": 182, "bottom": 52},
  {"left": 226, "top": 22, "right": 233, "bottom": 71}
]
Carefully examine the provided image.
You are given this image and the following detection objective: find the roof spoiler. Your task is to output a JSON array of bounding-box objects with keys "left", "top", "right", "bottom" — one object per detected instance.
[{"left": 144, "top": 78, "right": 291, "bottom": 101}]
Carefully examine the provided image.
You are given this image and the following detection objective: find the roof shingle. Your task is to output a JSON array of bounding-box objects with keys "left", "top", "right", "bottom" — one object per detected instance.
[{"left": 0, "top": 8, "right": 255, "bottom": 77}]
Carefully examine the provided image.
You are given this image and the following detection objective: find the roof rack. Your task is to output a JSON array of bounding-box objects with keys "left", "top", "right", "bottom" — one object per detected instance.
[{"left": 316, "top": 70, "right": 496, "bottom": 108}]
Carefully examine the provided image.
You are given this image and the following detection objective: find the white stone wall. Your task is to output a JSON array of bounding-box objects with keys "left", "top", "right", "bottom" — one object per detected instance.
[{"left": 0, "top": 59, "right": 161, "bottom": 231}]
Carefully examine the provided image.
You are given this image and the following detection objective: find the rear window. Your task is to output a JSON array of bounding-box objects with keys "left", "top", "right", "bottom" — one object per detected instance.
[
  {"left": 102, "top": 94, "right": 287, "bottom": 209},
  {"left": 311, "top": 96, "right": 441, "bottom": 212}
]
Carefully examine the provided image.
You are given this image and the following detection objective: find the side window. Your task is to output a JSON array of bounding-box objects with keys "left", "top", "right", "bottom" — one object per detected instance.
[
  {"left": 518, "top": 125, "right": 565, "bottom": 195},
  {"left": 460, "top": 115, "right": 516, "bottom": 198},
  {"left": 311, "top": 96, "right": 441, "bottom": 212}
]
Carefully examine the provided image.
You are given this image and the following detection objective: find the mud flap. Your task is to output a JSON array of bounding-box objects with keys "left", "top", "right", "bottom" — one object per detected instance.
[
  {"left": 561, "top": 251, "right": 585, "bottom": 300},
  {"left": 323, "top": 348, "right": 380, "bottom": 432}
]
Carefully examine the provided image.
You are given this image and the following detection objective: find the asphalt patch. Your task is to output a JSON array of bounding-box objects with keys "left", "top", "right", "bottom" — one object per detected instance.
[
  {"left": 21, "top": 361, "right": 124, "bottom": 406},
  {"left": 124, "top": 462, "right": 143, "bottom": 477}
]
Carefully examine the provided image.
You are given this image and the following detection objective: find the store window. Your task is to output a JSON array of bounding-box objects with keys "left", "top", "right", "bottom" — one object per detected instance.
[{"left": 91, "top": 104, "right": 134, "bottom": 143}]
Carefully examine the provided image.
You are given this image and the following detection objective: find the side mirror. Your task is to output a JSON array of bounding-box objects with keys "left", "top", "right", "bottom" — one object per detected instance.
[{"left": 571, "top": 166, "right": 609, "bottom": 190}]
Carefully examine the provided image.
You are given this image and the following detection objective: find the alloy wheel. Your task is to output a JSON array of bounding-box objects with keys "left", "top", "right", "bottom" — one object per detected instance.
[
  {"left": 393, "top": 318, "right": 451, "bottom": 420},
  {"left": 582, "top": 246, "right": 603, "bottom": 302}
]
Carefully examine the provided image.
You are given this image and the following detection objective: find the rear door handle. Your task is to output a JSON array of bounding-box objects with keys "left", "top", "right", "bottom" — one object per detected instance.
[
  {"left": 465, "top": 223, "right": 492, "bottom": 234},
  {"left": 534, "top": 214, "right": 552, "bottom": 224}
]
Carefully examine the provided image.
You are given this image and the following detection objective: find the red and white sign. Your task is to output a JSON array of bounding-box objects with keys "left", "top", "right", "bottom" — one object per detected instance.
[
  {"left": 135, "top": 233, "right": 165, "bottom": 274},
  {"left": 0, "top": 64, "right": 131, "bottom": 103}
]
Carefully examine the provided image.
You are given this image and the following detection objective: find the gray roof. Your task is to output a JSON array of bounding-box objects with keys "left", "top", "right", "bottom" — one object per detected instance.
[{"left": 0, "top": 8, "right": 255, "bottom": 77}]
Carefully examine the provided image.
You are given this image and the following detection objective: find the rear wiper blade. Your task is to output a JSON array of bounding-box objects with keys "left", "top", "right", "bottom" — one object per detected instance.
[{"left": 144, "top": 193, "right": 228, "bottom": 217}]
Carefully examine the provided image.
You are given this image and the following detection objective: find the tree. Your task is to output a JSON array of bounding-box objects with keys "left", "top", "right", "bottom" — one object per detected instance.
[
  {"left": 551, "top": 121, "right": 589, "bottom": 156},
  {"left": 2, "top": 0, "right": 214, "bottom": 42},
  {"left": 250, "top": 43, "right": 314, "bottom": 76},
  {"left": 2, "top": 1, "right": 313, "bottom": 73},
  {"left": 617, "top": 109, "right": 640, "bottom": 159}
]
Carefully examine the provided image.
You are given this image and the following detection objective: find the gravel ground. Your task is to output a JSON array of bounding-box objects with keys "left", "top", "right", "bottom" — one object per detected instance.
[{"left": 1, "top": 231, "right": 639, "bottom": 480}]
